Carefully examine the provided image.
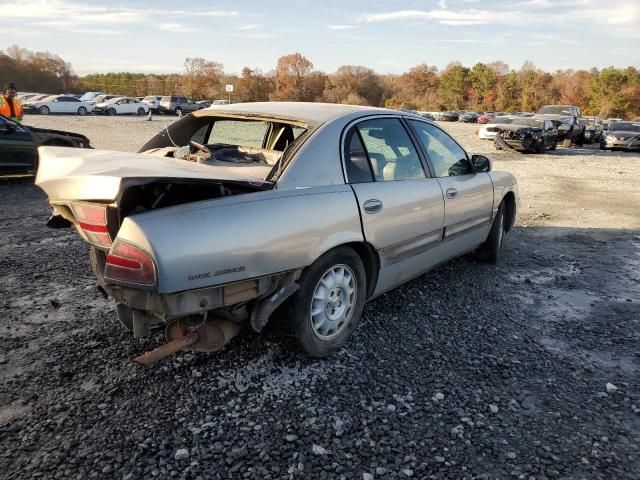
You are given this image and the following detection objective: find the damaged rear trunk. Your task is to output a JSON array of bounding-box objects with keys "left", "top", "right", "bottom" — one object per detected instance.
[{"left": 36, "top": 146, "right": 272, "bottom": 248}]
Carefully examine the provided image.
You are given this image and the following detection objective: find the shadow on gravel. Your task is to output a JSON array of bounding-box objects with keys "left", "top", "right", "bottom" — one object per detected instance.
[{"left": 0, "top": 179, "right": 638, "bottom": 479}]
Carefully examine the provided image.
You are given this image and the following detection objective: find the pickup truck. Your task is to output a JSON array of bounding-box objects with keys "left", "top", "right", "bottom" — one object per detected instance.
[{"left": 536, "top": 105, "right": 585, "bottom": 147}]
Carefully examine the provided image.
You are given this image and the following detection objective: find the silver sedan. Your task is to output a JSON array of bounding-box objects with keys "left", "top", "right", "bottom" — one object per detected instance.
[{"left": 36, "top": 102, "right": 518, "bottom": 363}]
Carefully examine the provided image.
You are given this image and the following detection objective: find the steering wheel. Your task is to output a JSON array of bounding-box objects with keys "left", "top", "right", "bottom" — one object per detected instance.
[{"left": 190, "top": 141, "right": 210, "bottom": 154}]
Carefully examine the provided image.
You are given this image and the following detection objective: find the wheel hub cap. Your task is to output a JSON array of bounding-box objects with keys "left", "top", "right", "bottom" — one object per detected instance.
[{"left": 310, "top": 265, "right": 356, "bottom": 340}]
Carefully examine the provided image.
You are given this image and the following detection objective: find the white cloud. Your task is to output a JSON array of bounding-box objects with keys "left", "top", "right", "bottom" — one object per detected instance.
[
  {"left": 362, "top": 9, "right": 516, "bottom": 25},
  {"left": 158, "top": 23, "right": 196, "bottom": 33},
  {"left": 238, "top": 24, "right": 261, "bottom": 30},
  {"left": 3, "top": 0, "right": 237, "bottom": 26},
  {"left": 327, "top": 25, "right": 356, "bottom": 30}
]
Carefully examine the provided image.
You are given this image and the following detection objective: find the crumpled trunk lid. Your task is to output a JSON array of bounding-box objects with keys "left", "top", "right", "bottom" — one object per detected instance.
[{"left": 36, "top": 146, "right": 271, "bottom": 202}]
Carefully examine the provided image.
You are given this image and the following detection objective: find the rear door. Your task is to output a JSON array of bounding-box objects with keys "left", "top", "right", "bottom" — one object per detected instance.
[
  {"left": 407, "top": 119, "right": 494, "bottom": 247},
  {"left": 0, "top": 117, "right": 37, "bottom": 173},
  {"left": 345, "top": 117, "right": 446, "bottom": 295}
]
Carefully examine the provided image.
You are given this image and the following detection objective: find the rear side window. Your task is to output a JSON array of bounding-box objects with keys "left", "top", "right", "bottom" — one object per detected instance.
[
  {"left": 356, "top": 118, "right": 425, "bottom": 181},
  {"left": 344, "top": 128, "right": 374, "bottom": 183},
  {"left": 207, "top": 120, "right": 269, "bottom": 148}
]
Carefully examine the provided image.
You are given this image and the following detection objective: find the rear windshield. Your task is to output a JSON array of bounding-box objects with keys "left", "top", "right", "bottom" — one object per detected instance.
[{"left": 208, "top": 120, "right": 270, "bottom": 148}]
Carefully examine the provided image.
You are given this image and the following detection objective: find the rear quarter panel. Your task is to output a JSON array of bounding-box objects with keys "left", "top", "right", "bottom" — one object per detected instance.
[{"left": 116, "top": 185, "right": 364, "bottom": 293}]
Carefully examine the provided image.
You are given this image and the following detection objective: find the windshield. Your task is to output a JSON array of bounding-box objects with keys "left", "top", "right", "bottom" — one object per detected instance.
[
  {"left": 610, "top": 123, "right": 640, "bottom": 132},
  {"left": 79, "top": 92, "right": 103, "bottom": 102},
  {"left": 538, "top": 106, "right": 573, "bottom": 115}
]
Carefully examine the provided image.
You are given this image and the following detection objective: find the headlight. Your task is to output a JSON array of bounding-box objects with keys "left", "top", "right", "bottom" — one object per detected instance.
[{"left": 605, "top": 135, "right": 615, "bottom": 141}]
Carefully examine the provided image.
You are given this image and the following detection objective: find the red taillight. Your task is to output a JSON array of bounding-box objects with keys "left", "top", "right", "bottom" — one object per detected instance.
[
  {"left": 105, "top": 240, "right": 156, "bottom": 286},
  {"left": 71, "top": 202, "right": 112, "bottom": 247}
]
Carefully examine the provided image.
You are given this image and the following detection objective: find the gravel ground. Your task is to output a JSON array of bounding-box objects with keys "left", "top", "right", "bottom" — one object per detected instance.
[{"left": 1, "top": 115, "right": 639, "bottom": 480}]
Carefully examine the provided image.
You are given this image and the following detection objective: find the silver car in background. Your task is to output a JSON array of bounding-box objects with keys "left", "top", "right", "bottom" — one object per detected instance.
[{"left": 35, "top": 102, "right": 518, "bottom": 363}]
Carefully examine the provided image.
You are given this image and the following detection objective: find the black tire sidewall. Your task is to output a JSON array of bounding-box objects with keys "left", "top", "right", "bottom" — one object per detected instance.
[
  {"left": 289, "top": 247, "right": 366, "bottom": 357},
  {"left": 476, "top": 203, "right": 505, "bottom": 264}
]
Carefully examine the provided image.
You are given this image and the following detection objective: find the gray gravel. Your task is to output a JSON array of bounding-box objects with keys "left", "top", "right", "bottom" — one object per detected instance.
[{"left": 1, "top": 115, "right": 639, "bottom": 479}]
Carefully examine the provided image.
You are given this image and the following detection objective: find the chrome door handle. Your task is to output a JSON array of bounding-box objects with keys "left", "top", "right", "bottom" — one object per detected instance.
[
  {"left": 446, "top": 188, "right": 458, "bottom": 199},
  {"left": 363, "top": 199, "right": 383, "bottom": 214}
]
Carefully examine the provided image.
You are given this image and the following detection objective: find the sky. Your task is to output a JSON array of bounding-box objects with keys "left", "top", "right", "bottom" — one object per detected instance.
[{"left": 2, "top": 0, "right": 640, "bottom": 76}]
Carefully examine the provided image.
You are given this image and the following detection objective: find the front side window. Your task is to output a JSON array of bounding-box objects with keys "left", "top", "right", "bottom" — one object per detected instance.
[
  {"left": 408, "top": 120, "right": 472, "bottom": 177},
  {"left": 356, "top": 118, "right": 425, "bottom": 181}
]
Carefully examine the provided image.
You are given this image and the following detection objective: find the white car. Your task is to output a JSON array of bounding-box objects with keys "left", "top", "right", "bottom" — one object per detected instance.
[
  {"left": 93, "top": 97, "right": 150, "bottom": 116},
  {"left": 142, "top": 96, "right": 161, "bottom": 112},
  {"left": 477, "top": 116, "right": 516, "bottom": 139},
  {"left": 24, "top": 95, "right": 94, "bottom": 116}
]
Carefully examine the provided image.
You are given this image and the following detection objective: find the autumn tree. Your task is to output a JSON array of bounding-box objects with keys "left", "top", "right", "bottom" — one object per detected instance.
[
  {"left": 389, "top": 64, "right": 439, "bottom": 110},
  {"left": 183, "top": 57, "right": 224, "bottom": 99},
  {"left": 437, "top": 63, "right": 470, "bottom": 109},
  {"left": 469, "top": 63, "right": 498, "bottom": 110},
  {"left": 271, "top": 53, "right": 315, "bottom": 101},
  {"left": 234, "top": 67, "right": 272, "bottom": 102},
  {"left": 323, "top": 65, "right": 383, "bottom": 106}
]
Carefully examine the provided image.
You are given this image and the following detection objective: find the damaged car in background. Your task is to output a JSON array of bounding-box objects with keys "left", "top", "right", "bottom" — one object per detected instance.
[
  {"left": 1, "top": 114, "right": 91, "bottom": 175},
  {"left": 35, "top": 102, "right": 518, "bottom": 364},
  {"left": 492, "top": 117, "right": 559, "bottom": 153},
  {"left": 536, "top": 104, "right": 585, "bottom": 147}
]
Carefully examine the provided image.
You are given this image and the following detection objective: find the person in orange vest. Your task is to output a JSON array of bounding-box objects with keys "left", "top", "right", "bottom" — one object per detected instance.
[{"left": 0, "top": 82, "right": 24, "bottom": 123}]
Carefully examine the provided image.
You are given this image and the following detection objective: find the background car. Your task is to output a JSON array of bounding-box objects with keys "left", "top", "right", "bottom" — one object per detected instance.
[
  {"left": 79, "top": 92, "right": 106, "bottom": 102},
  {"left": 477, "top": 112, "right": 496, "bottom": 124},
  {"left": 0, "top": 114, "right": 91, "bottom": 175},
  {"left": 581, "top": 116, "right": 604, "bottom": 143},
  {"left": 142, "top": 96, "right": 162, "bottom": 112},
  {"left": 477, "top": 116, "right": 516, "bottom": 139},
  {"left": 88, "top": 94, "right": 118, "bottom": 106},
  {"left": 158, "top": 96, "right": 204, "bottom": 116},
  {"left": 22, "top": 95, "right": 94, "bottom": 116},
  {"left": 92, "top": 97, "right": 149, "bottom": 116},
  {"left": 196, "top": 100, "right": 213, "bottom": 108},
  {"left": 493, "top": 117, "right": 558, "bottom": 153},
  {"left": 600, "top": 122, "right": 640, "bottom": 151}
]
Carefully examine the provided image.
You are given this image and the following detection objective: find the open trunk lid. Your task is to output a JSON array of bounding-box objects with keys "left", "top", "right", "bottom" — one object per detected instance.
[{"left": 36, "top": 146, "right": 272, "bottom": 202}]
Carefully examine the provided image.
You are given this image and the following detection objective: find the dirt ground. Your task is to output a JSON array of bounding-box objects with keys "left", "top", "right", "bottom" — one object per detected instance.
[{"left": 0, "top": 114, "right": 638, "bottom": 479}]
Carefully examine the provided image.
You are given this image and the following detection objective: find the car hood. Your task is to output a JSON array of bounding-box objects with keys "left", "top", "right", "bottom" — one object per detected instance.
[
  {"left": 490, "top": 124, "right": 543, "bottom": 134},
  {"left": 35, "top": 147, "right": 273, "bottom": 202},
  {"left": 28, "top": 126, "right": 90, "bottom": 142}
]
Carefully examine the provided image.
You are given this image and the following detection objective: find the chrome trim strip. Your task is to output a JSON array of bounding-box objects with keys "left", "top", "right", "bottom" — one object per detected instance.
[{"left": 382, "top": 228, "right": 444, "bottom": 265}]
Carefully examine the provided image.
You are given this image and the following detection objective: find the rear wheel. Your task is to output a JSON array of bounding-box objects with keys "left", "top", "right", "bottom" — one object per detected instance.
[
  {"left": 107, "top": 108, "right": 117, "bottom": 116},
  {"left": 288, "top": 247, "right": 366, "bottom": 357},
  {"left": 476, "top": 202, "right": 506, "bottom": 264},
  {"left": 39, "top": 105, "right": 50, "bottom": 115},
  {"left": 77, "top": 106, "right": 87, "bottom": 116}
]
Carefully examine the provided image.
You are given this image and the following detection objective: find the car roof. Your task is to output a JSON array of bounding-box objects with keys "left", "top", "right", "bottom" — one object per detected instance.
[{"left": 197, "top": 102, "right": 405, "bottom": 125}]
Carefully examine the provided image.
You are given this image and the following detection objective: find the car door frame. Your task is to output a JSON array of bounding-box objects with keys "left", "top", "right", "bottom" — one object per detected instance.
[
  {"left": 339, "top": 114, "right": 448, "bottom": 297},
  {"left": 0, "top": 116, "right": 38, "bottom": 174},
  {"left": 404, "top": 117, "right": 495, "bottom": 246}
]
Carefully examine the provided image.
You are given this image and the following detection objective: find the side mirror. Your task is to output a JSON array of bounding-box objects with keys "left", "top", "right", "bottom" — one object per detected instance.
[{"left": 471, "top": 154, "right": 492, "bottom": 173}]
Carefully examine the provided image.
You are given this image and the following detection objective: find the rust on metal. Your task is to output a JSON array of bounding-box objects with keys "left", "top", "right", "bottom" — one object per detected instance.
[{"left": 134, "top": 331, "right": 198, "bottom": 366}]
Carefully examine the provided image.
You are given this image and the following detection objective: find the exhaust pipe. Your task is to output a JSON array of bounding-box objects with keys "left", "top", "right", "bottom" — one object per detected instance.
[{"left": 134, "top": 316, "right": 242, "bottom": 366}]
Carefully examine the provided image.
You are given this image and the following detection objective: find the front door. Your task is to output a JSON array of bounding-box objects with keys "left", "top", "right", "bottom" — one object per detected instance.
[
  {"left": 406, "top": 119, "right": 494, "bottom": 248},
  {"left": 344, "top": 117, "right": 446, "bottom": 296},
  {"left": 0, "top": 118, "right": 37, "bottom": 173}
]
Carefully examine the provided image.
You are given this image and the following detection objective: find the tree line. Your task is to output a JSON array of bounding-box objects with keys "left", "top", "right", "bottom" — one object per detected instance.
[{"left": 2, "top": 45, "right": 639, "bottom": 119}]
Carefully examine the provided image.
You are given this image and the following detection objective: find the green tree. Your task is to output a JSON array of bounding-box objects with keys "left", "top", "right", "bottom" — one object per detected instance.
[{"left": 437, "top": 63, "right": 470, "bottom": 110}]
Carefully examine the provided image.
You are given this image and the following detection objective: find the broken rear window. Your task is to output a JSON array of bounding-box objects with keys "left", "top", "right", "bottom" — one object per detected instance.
[{"left": 208, "top": 120, "right": 269, "bottom": 148}]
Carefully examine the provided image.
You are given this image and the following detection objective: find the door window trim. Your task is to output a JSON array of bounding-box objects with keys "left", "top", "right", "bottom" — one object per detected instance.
[
  {"left": 340, "top": 114, "right": 433, "bottom": 184},
  {"left": 404, "top": 117, "right": 473, "bottom": 178}
]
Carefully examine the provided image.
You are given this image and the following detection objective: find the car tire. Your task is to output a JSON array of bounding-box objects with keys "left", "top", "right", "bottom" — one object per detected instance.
[
  {"left": 175, "top": 107, "right": 183, "bottom": 116},
  {"left": 549, "top": 140, "right": 557, "bottom": 151},
  {"left": 137, "top": 107, "right": 145, "bottom": 115},
  {"left": 39, "top": 106, "right": 50, "bottom": 115},
  {"left": 107, "top": 108, "right": 117, "bottom": 116},
  {"left": 599, "top": 143, "right": 606, "bottom": 150},
  {"left": 288, "top": 247, "right": 366, "bottom": 357},
  {"left": 77, "top": 106, "right": 87, "bottom": 116},
  {"left": 476, "top": 202, "right": 506, "bottom": 264}
]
